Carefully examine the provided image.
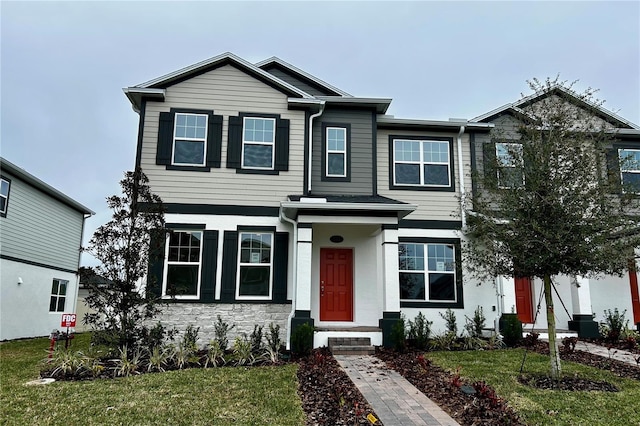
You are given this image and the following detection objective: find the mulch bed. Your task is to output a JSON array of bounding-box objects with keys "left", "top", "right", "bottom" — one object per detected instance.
[
  {"left": 296, "top": 348, "right": 382, "bottom": 425},
  {"left": 518, "top": 374, "right": 618, "bottom": 391},
  {"left": 376, "top": 348, "right": 524, "bottom": 426}
]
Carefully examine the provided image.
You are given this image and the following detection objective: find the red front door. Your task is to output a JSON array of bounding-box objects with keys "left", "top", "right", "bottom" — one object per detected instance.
[
  {"left": 320, "top": 248, "right": 353, "bottom": 321},
  {"left": 514, "top": 277, "right": 534, "bottom": 324},
  {"left": 629, "top": 268, "right": 640, "bottom": 325}
]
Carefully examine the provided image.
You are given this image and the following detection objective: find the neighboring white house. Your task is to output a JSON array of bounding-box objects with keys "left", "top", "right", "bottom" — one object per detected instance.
[{"left": 0, "top": 157, "right": 93, "bottom": 340}]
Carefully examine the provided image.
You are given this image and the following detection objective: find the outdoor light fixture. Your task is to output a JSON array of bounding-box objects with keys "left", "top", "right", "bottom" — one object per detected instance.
[
  {"left": 17, "top": 277, "right": 23, "bottom": 285},
  {"left": 330, "top": 235, "right": 344, "bottom": 243}
]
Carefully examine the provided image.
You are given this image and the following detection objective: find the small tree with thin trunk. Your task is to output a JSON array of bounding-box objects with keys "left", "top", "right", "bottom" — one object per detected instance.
[
  {"left": 464, "top": 77, "right": 640, "bottom": 379},
  {"left": 84, "top": 168, "right": 166, "bottom": 352}
]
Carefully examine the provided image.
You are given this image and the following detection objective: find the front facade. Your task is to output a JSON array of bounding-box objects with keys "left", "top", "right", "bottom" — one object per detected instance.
[
  {"left": 126, "top": 53, "right": 639, "bottom": 347},
  {"left": 0, "top": 158, "right": 93, "bottom": 340}
]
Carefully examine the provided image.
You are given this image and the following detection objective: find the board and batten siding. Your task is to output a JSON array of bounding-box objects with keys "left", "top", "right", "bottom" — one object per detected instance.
[
  {"left": 262, "top": 67, "right": 333, "bottom": 97},
  {"left": 140, "top": 64, "right": 306, "bottom": 206},
  {"left": 0, "top": 171, "right": 84, "bottom": 271},
  {"left": 311, "top": 108, "right": 374, "bottom": 195},
  {"left": 377, "top": 129, "right": 472, "bottom": 222}
]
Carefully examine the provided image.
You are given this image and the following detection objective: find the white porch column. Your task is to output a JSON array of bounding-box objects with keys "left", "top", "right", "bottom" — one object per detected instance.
[
  {"left": 381, "top": 227, "right": 400, "bottom": 312},
  {"left": 501, "top": 276, "right": 516, "bottom": 314},
  {"left": 295, "top": 226, "right": 313, "bottom": 312},
  {"left": 571, "top": 276, "right": 593, "bottom": 315}
]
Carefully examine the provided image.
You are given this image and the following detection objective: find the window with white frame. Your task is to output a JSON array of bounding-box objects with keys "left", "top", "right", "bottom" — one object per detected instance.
[
  {"left": 393, "top": 139, "right": 451, "bottom": 187},
  {"left": 326, "top": 127, "right": 347, "bottom": 177},
  {"left": 495, "top": 142, "right": 524, "bottom": 188},
  {"left": 242, "top": 117, "right": 276, "bottom": 169},
  {"left": 49, "top": 279, "right": 68, "bottom": 312},
  {"left": 163, "top": 230, "right": 202, "bottom": 298},
  {"left": 172, "top": 113, "right": 208, "bottom": 166},
  {"left": 0, "top": 177, "right": 10, "bottom": 216},
  {"left": 619, "top": 149, "right": 640, "bottom": 192},
  {"left": 237, "top": 232, "right": 273, "bottom": 298},
  {"left": 399, "top": 243, "right": 456, "bottom": 302}
]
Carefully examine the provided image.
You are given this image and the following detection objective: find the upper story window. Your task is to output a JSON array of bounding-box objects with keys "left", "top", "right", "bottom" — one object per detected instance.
[
  {"left": 49, "top": 279, "right": 68, "bottom": 312},
  {"left": 326, "top": 127, "right": 347, "bottom": 177},
  {"left": 495, "top": 142, "right": 524, "bottom": 188},
  {"left": 618, "top": 149, "right": 640, "bottom": 192},
  {"left": 0, "top": 177, "right": 10, "bottom": 217},
  {"left": 391, "top": 137, "right": 453, "bottom": 190},
  {"left": 173, "top": 113, "right": 208, "bottom": 166},
  {"left": 163, "top": 230, "right": 202, "bottom": 299},
  {"left": 242, "top": 117, "right": 276, "bottom": 169},
  {"left": 399, "top": 242, "right": 456, "bottom": 303},
  {"left": 237, "top": 232, "right": 273, "bottom": 300}
]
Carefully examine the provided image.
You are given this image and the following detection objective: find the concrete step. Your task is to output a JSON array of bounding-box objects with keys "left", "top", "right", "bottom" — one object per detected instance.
[{"left": 330, "top": 345, "right": 376, "bottom": 355}]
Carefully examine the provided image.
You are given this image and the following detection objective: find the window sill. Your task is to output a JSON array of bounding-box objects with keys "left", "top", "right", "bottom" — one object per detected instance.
[
  {"left": 390, "top": 184, "right": 455, "bottom": 192},
  {"left": 235, "top": 169, "right": 280, "bottom": 175},
  {"left": 401, "top": 300, "right": 462, "bottom": 309},
  {"left": 166, "top": 165, "right": 211, "bottom": 172}
]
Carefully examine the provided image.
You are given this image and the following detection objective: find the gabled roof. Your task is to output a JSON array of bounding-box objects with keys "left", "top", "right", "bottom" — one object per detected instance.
[
  {"left": 123, "top": 52, "right": 314, "bottom": 111},
  {"left": 0, "top": 157, "right": 94, "bottom": 215},
  {"left": 256, "top": 56, "right": 352, "bottom": 97},
  {"left": 472, "top": 85, "right": 640, "bottom": 130}
]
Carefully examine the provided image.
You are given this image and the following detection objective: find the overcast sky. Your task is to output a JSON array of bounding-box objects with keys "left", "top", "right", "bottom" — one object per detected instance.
[{"left": 2, "top": 1, "right": 639, "bottom": 267}]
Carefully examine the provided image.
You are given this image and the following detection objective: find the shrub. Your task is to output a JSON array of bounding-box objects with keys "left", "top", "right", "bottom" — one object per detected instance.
[
  {"left": 500, "top": 314, "right": 522, "bottom": 347},
  {"left": 233, "top": 335, "right": 254, "bottom": 366},
  {"left": 204, "top": 341, "right": 225, "bottom": 368},
  {"left": 140, "top": 322, "right": 177, "bottom": 350},
  {"left": 390, "top": 316, "right": 407, "bottom": 352},
  {"left": 464, "top": 306, "right": 486, "bottom": 338},
  {"left": 407, "top": 312, "right": 432, "bottom": 350},
  {"left": 440, "top": 308, "right": 458, "bottom": 337},
  {"left": 562, "top": 336, "right": 578, "bottom": 353},
  {"left": 603, "top": 308, "right": 628, "bottom": 342},
  {"left": 429, "top": 332, "right": 456, "bottom": 351},
  {"left": 266, "top": 322, "right": 282, "bottom": 354},
  {"left": 182, "top": 324, "right": 200, "bottom": 351},
  {"left": 213, "top": 315, "right": 235, "bottom": 351},
  {"left": 523, "top": 332, "right": 540, "bottom": 348},
  {"left": 291, "top": 323, "right": 315, "bottom": 357},
  {"left": 250, "top": 324, "right": 264, "bottom": 354},
  {"left": 113, "top": 345, "right": 143, "bottom": 377}
]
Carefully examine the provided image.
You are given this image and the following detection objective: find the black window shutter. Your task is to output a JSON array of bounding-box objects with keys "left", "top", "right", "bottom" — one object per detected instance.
[
  {"left": 272, "top": 232, "right": 289, "bottom": 303},
  {"left": 275, "top": 118, "right": 290, "bottom": 171},
  {"left": 606, "top": 148, "right": 622, "bottom": 192},
  {"left": 220, "top": 231, "right": 238, "bottom": 302},
  {"left": 482, "top": 142, "right": 498, "bottom": 189},
  {"left": 207, "top": 114, "right": 223, "bottom": 168},
  {"left": 200, "top": 230, "right": 219, "bottom": 302},
  {"left": 157, "top": 112, "right": 174, "bottom": 165},
  {"left": 147, "top": 230, "right": 166, "bottom": 298},
  {"left": 227, "top": 116, "right": 243, "bottom": 169}
]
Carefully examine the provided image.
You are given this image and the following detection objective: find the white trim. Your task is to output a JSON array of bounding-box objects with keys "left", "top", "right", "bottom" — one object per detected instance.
[
  {"left": 392, "top": 139, "right": 451, "bottom": 187},
  {"left": 241, "top": 117, "right": 276, "bottom": 170},
  {"left": 618, "top": 148, "right": 640, "bottom": 193},
  {"left": 325, "top": 126, "right": 347, "bottom": 177},
  {"left": 0, "top": 177, "right": 10, "bottom": 215},
  {"left": 495, "top": 142, "right": 524, "bottom": 189},
  {"left": 49, "top": 278, "right": 69, "bottom": 313},
  {"left": 162, "top": 230, "right": 203, "bottom": 300},
  {"left": 235, "top": 231, "right": 274, "bottom": 301},
  {"left": 399, "top": 242, "right": 457, "bottom": 303},
  {"left": 171, "top": 113, "right": 208, "bottom": 167}
]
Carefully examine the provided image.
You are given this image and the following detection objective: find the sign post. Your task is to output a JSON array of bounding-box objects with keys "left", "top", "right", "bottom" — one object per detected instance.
[{"left": 60, "top": 313, "right": 76, "bottom": 349}]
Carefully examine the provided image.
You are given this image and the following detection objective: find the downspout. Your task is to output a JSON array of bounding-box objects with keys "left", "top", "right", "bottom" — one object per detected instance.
[
  {"left": 307, "top": 102, "right": 326, "bottom": 194},
  {"left": 280, "top": 208, "right": 298, "bottom": 350},
  {"left": 73, "top": 212, "right": 92, "bottom": 317},
  {"left": 457, "top": 125, "right": 466, "bottom": 229}
]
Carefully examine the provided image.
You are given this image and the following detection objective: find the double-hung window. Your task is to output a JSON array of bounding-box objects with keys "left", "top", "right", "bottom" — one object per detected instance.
[
  {"left": 0, "top": 177, "right": 10, "bottom": 217},
  {"left": 495, "top": 142, "right": 524, "bottom": 188},
  {"left": 242, "top": 117, "right": 276, "bottom": 169},
  {"left": 163, "top": 230, "right": 202, "bottom": 298},
  {"left": 618, "top": 149, "right": 640, "bottom": 192},
  {"left": 49, "top": 279, "right": 68, "bottom": 312},
  {"left": 392, "top": 138, "right": 451, "bottom": 188},
  {"left": 237, "top": 232, "right": 273, "bottom": 299},
  {"left": 326, "top": 127, "right": 347, "bottom": 177},
  {"left": 172, "top": 113, "right": 208, "bottom": 166},
  {"left": 399, "top": 242, "right": 457, "bottom": 302}
]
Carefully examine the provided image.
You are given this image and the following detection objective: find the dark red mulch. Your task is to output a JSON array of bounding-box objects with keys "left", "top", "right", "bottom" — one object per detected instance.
[
  {"left": 376, "top": 348, "right": 525, "bottom": 426},
  {"left": 518, "top": 374, "right": 619, "bottom": 391},
  {"left": 525, "top": 341, "right": 640, "bottom": 381},
  {"left": 296, "top": 348, "right": 382, "bottom": 426}
]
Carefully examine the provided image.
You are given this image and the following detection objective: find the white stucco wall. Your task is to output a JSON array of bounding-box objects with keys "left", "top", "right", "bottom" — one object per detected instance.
[
  {"left": 590, "top": 273, "right": 636, "bottom": 326},
  {"left": 0, "top": 259, "right": 78, "bottom": 340}
]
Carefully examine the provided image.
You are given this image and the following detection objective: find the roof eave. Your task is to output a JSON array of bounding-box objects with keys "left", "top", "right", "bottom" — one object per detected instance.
[
  {"left": 377, "top": 117, "right": 494, "bottom": 132},
  {"left": 123, "top": 87, "right": 166, "bottom": 112},
  {"left": 280, "top": 200, "right": 417, "bottom": 220}
]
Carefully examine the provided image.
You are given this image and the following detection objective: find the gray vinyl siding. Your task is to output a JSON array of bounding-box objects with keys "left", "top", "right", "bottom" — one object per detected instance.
[
  {"left": 262, "top": 67, "right": 334, "bottom": 97},
  {"left": 311, "top": 108, "right": 374, "bottom": 195},
  {"left": 140, "top": 64, "right": 306, "bottom": 206},
  {"left": 377, "top": 129, "right": 472, "bottom": 221},
  {"left": 0, "top": 171, "right": 84, "bottom": 271},
  {"left": 490, "top": 114, "right": 522, "bottom": 140}
]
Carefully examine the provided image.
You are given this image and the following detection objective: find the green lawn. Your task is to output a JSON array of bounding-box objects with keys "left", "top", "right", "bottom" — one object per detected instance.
[
  {"left": 0, "top": 334, "right": 305, "bottom": 425},
  {"left": 428, "top": 348, "right": 640, "bottom": 426}
]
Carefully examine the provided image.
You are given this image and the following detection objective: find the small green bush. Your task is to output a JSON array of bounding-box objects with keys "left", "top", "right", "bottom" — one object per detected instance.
[
  {"left": 407, "top": 312, "right": 432, "bottom": 350},
  {"left": 213, "top": 315, "right": 235, "bottom": 351},
  {"left": 464, "top": 306, "right": 486, "bottom": 338},
  {"left": 440, "top": 308, "right": 458, "bottom": 336},
  {"left": 500, "top": 314, "right": 522, "bottom": 347},
  {"left": 390, "top": 316, "right": 407, "bottom": 352},
  {"left": 250, "top": 324, "right": 264, "bottom": 354},
  {"left": 291, "top": 323, "right": 315, "bottom": 357},
  {"left": 603, "top": 308, "right": 628, "bottom": 342}
]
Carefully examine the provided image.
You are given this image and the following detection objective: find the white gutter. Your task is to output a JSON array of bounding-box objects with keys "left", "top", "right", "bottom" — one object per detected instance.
[
  {"left": 307, "top": 102, "right": 326, "bottom": 194},
  {"left": 279, "top": 208, "right": 298, "bottom": 350},
  {"left": 457, "top": 125, "right": 467, "bottom": 228}
]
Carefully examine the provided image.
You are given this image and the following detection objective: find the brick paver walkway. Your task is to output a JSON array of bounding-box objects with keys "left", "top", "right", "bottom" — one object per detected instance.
[
  {"left": 334, "top": 355, "right": 459, "bottom": 426},
  {"left": 575, "top": 341, "right": 640, "bottom": 366}
]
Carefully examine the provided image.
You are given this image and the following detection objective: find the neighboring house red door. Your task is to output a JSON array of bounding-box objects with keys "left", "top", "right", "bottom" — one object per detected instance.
[
  {"left": 320, "top": 248, "right": 353, "bottom": 321},
  {"left": 514, "top": 277, "right": 534, "bottom": 324},
  {"left": 629, "top": 268, "right": 640, "bottom": 325}
]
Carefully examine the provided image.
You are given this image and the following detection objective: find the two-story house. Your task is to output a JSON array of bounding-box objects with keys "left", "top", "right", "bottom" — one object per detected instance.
[
  {"left": 124, "top": 52, "right": 497, "bottom": 348},
  {"left": 0, "top": 157, "right": 93, "bottom": 340},
  {"left": 471, "top": 87, "right": 640, "bottom": 336}
]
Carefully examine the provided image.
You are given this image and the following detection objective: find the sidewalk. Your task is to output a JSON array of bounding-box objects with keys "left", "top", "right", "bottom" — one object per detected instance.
[
  {"left": 575, "top": 341, "right": 640, "bottom": 366},
  {"left": 334, "top": 355, "right": 459, "bottom": 426}
]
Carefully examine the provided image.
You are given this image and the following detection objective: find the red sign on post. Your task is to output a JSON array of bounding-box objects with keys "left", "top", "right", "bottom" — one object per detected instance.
[{"left": 61, "top": 313, "right": 76, "bottom": 327}]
